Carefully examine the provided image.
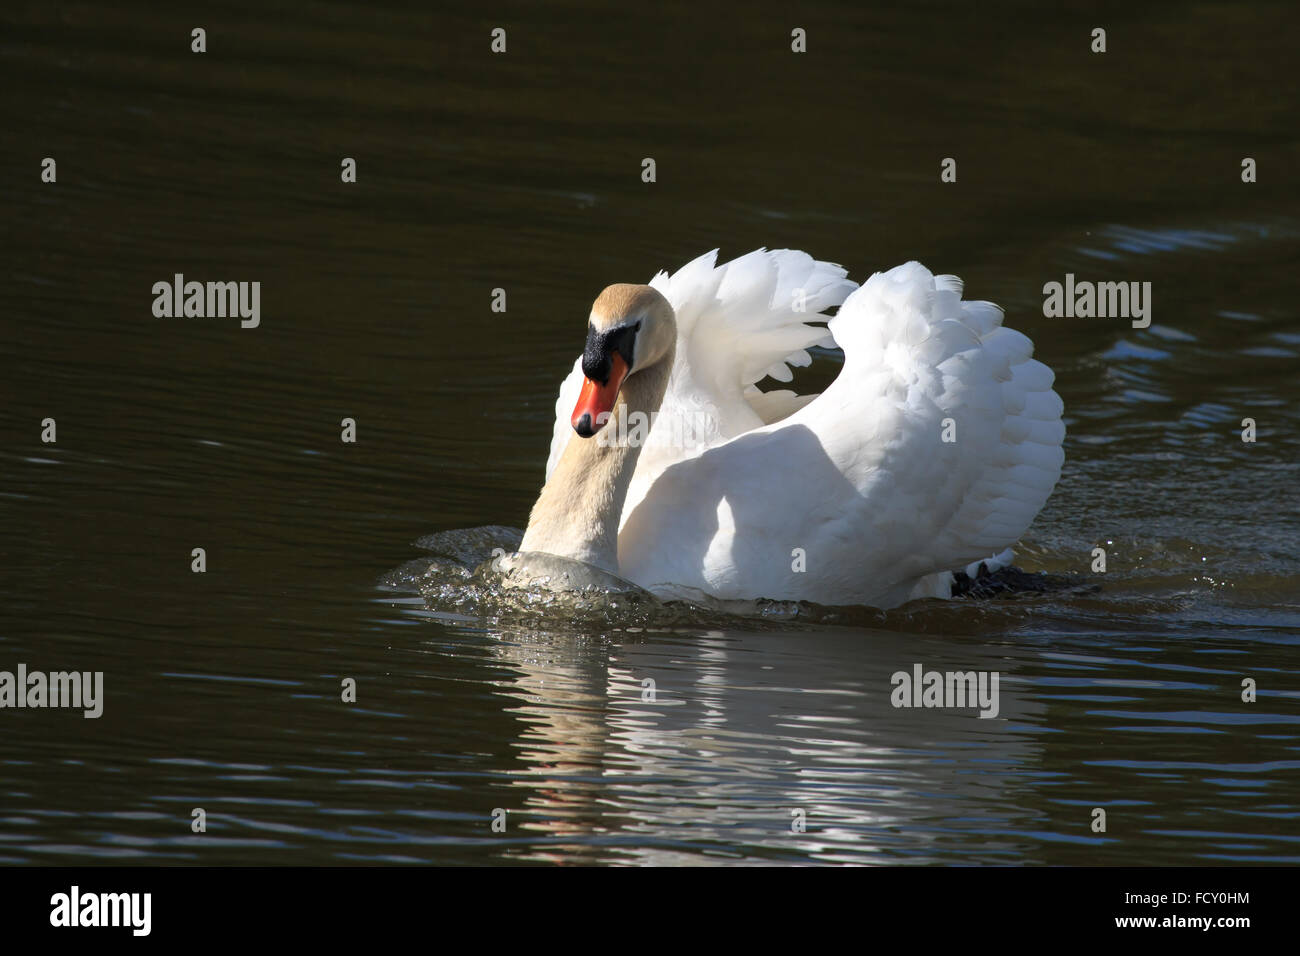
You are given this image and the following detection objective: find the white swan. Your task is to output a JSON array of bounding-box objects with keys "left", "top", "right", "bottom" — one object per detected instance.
[{"left": 515, "top": 249, "right": 1064, "bottom": 608}]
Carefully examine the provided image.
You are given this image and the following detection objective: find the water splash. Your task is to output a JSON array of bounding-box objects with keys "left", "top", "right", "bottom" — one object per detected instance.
[{"left": 380, "top": 526, "right": 1096, "bottom": 635}]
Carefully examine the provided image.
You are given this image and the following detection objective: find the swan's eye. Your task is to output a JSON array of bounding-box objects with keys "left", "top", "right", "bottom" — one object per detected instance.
[
  {"left": 582, "top": 320, "right": 640, "bottom": 384},
  {"left": 605, "top": 321, "right": 640, "bottom": 363}
]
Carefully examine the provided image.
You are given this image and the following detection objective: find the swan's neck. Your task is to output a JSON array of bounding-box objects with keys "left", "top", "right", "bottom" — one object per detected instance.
[{"left": 519, "top": 355, "right": 672, "bottom": 573}]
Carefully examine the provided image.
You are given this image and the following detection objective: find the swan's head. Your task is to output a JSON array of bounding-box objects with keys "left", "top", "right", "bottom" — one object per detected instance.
[{"left": 571, "top": 283, "right": 675, "bottom": 437}]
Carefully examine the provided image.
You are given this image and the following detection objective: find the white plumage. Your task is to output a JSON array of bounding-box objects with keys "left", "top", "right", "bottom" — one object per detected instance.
[{"left": 541, "top": 249, "right": 1064, "bottom": 608}]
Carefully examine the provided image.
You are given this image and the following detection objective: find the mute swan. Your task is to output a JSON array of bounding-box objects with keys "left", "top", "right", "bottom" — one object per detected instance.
[{"left": 513, "top": 249, "right": 1065, "bottom": 608}]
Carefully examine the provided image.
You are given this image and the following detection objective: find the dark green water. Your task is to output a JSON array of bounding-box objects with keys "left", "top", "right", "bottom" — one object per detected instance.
[{"left": 2, "top": 0, "right": 1298, "bottom": 864}]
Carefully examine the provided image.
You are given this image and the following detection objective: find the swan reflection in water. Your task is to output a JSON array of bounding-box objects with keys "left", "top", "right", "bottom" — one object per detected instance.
[{"left": 481, "top": 622, "right": 1046, "bottom": 865}]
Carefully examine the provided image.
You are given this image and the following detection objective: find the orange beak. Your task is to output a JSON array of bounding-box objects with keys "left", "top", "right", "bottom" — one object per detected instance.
[{"left": 571, "top": 353, "right": 629, "bottom": 437}]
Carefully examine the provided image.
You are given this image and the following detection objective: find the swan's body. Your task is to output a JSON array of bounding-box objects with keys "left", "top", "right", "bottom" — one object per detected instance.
[{"left": 517, "top": 249, "right": 1064, "bottom": 608}]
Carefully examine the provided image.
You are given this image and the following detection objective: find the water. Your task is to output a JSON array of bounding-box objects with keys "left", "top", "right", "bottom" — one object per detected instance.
[{"left": 2, "top": 0, "right": 1298, "bottom": 865}]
